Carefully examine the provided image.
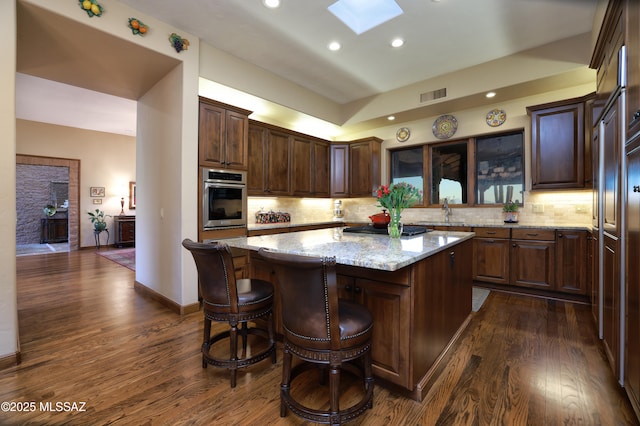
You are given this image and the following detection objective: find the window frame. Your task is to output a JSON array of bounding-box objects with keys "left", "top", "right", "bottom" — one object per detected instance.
[{"left": 388, "top": 128, "right": 524, "bottom": 208}]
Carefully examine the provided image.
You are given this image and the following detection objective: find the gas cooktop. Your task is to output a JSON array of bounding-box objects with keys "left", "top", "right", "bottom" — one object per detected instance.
[{"left": 343, "top": 225, "right": 431, "bottom": 236}]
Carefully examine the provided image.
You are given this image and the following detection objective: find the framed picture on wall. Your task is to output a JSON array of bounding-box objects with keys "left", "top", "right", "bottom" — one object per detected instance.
[
  {"left": 92, "top": 198, "right": 102, "bottom": 205},
  {"left": 129, "top": 181, "right": 136, "bottom": 209},
  {"left": 90, "top": 187, "right": 105, "bottom": 197}
]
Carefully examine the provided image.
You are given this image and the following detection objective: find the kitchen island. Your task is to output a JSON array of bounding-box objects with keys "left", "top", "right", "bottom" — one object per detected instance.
[{"left": 223, "top": 227, "right": 474, "bottom": 401}]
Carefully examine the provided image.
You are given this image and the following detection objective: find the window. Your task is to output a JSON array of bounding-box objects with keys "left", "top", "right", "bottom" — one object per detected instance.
[
  {"left": 389, "top": 130, "right": 524, "bottom": 208},
  {"left": 475, "top": 132, "right": 523, "bottom": 205}
]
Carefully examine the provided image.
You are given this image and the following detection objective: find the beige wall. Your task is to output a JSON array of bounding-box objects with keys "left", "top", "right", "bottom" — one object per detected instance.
[
  {"left": 16, "top": 120, "right": 136, "bottom": 248},
  {"left": 1, "top": 0, "right": 18, "bottom": 361}
]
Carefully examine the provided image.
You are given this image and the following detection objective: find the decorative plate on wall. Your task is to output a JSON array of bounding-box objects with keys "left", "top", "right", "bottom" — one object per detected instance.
[
  {"left": 432, "top": 114, "right": 458, "bottom": 139},
  {"left": 486, "top": 108, "right": 507, "bottom": 127},
  {"left": 396, "top": 127, "right": 411, "bottom": 142}
]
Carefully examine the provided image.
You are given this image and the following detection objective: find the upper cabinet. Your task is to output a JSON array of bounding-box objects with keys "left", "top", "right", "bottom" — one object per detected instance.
[
  {"left": 331, "top": 144, "right": 349, "bottom": 198},
  {"left": 291, "top": 136, "right": 330, "bottom": 197},
  {"left": 247, "top": 122, "right": 291, "bottom": 196},
  {"left": 348, "top": 137, "right": 382, "bottom": 197},
  {"left": 527, "top": 94, "right": 594, "bottom": 190},
  {"left": 627, "top": 0, "right": 640, "bottom": 139},
  {"left": 198, "top": 97, "right": 251, "bottom": 170}
]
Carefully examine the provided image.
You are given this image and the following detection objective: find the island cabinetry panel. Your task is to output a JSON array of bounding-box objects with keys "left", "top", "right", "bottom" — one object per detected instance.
[
  {"left": 528, "top": 97, "right": 589, "bottom": 190},
  {"left": 113, "top": 215, "right": 135, "bottom": 247},
  {"left": 603, "top": 97, "right": 622, "bottom": 236},
  {"left": 348, "top": 137, "right": 382, "bottom": 197},
  {"left": 555, "top": 230, "right": 589, "bottom": 295},
  {"left": 198, "top": 97, "right": 250, "bottom": 170},
  {"left": 249, "top": 237, "right": 473, "bottom": 399},
  {"left": 591, "top": 229, "right": 600, "bottom": 326},
  {"left": 510, "top": 229, "right": 556, "bottom": 290},
  {"left": 472, "top": 227, "right": 511, "bottom": 284}
]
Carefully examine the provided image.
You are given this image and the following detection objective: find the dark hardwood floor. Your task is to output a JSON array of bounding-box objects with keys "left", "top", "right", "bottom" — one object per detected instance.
[{"left": 1, "top": 249, "right": 637, "bottom": 425}]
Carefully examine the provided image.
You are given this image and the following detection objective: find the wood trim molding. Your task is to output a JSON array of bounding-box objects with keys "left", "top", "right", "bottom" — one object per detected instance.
[
  {"left": 134, "top": 281, "right": 200, "bottom": 315},
  {"left": 0, "top": 351, "right": 21, "bottom": 370}
]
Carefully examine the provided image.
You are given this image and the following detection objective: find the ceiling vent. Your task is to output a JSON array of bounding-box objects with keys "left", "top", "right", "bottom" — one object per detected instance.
[{"left": 420, "top": 88, "right": 447, "bottom": 103}]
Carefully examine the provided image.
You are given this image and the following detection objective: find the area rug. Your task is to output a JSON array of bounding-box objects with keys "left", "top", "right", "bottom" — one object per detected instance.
[{"left": 97, "top": 248, "right": 135, "bottom": 271}]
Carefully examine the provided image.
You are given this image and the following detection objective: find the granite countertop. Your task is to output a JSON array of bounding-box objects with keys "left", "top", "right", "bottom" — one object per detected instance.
[{"left": 223, "top": 228, "right": 474, "bottom": 272}]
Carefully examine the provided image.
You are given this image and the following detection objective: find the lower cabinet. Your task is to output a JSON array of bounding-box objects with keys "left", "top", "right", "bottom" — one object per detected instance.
[
  {"left": 473, "top": 227, "right": 589, "bottom": 297},
  {"left": 510, "top": 228, "right": 556, "bottom": 290},
  {"left": 602, "top": 232, "right": 620, "bottom": 379},
  {"left": 40, "top": 217, "right": 68, "bottom": 243},
  {"left": 113, "top": 215, "right": 135, "bottom": 247}
]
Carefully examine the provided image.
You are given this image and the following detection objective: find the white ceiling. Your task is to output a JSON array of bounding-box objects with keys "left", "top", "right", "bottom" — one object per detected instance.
[
  {"left": 16, "top": 0, "right": 601, "bottom": 137},
  {"left": 119, "top": 0, "right": 599, "bottom": 104}
]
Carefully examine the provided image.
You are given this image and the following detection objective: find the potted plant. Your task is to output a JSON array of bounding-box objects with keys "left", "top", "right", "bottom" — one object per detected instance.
[
  {"left": 88, "top": 208, "right": 110, "bottom": 232},
  {"left": 503, "top": 201, "right": 519, "bottom": 223}
]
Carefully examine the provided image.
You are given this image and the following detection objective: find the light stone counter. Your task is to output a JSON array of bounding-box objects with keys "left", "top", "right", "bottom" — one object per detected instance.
[{"left": 223, "top": 227, "right": 474, "bottom": 271}]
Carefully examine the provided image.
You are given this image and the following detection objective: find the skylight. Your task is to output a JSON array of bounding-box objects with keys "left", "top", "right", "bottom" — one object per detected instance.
[{"left": 328, "top": 0, "right": 403, "bottom": 35}]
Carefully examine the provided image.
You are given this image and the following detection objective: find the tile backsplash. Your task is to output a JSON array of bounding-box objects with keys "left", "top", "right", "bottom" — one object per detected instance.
[{"left": 247, "top": 189, "right": 593, "bottom": 227}]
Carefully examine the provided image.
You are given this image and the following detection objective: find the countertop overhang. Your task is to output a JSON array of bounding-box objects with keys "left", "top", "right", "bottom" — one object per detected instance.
[{"left": 223, "top": 227, "right": 474, "bottom": 271}]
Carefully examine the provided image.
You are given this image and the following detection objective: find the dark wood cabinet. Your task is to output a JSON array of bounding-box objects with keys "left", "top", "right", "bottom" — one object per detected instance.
[
  {"left": 348, "top": 137, "right": 382, "bottom": 197},
  {"left": 591, "top": 229, "right": 600, "bottom": 326},
  {"left": 555, "top": 230, "right": 588, "bottom": 295},
  {"left": 603, "top": 97, "right": 621, "bottom": 236},
  {"left": 114, "top": 215, "right": 135, "bottom": 247},
  {"left": 509, "top": 228, "right": 556, "bottom": 291},
  {"left": 603, "top": 232, "right": 621, "bottom": 380},
  {"left": 247, "top": 123, "right": 291, "bottom": 196},
  {"left": 40, "top": 217, "right": 68, "bottom": 243},
  {"left": 472, "top": 227, "right": 510, "bottom": 285},
  {"left": 625, "top": 136, "right": 640, "bottom": 417},
  {"left": 627, "top": 0, "right": 640, "bottom": 139},
  {"left": 331, "top": 143, "right": 349, "bottom": 197},
  {"left": 528, "top": 97, "right": 591, "bottom": 190},
  {"left": 198, "top": 97, "right": 250, "bottom": 170},
  {"left": 291, "top": 136, "right": 330, "bottom": 197}
]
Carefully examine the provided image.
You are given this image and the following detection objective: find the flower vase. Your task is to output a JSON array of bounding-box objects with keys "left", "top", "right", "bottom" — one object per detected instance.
[{"left": 387, "top": 210, "right": 403, "bottom": 238}]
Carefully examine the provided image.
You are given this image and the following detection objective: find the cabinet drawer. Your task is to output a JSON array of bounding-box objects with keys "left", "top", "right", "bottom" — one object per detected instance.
[
  {"left": 511, "top": 228, "right": 555, "bottom": 241},
  {"left": 473, "top": 227, "right": 510, "bottom": 238}
]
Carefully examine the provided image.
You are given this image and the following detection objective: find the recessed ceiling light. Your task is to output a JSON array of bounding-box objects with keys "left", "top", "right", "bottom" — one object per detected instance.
[
  {"left": 263, "top": 0, "right": 280, "bottom": 8},
  {"left": 391, "top": 38, "right": 404, "bottom": 48},
  {"left": 328, "top": 41, "right": 342, "bottom": 51},
  {"left": 486, "top": 92, "right": 496, "bottom": 98},
  {"left": 388, "top": 115, "right": 396, "bottom": 121}
]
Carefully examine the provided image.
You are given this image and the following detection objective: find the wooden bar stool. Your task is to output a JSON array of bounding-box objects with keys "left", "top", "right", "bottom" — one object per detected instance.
[
  {"left": 182, "top": 239, "right": 276, "bottom": 387},
  {"left": 257, "top": 248, "right": 374, "bottom": 425}
]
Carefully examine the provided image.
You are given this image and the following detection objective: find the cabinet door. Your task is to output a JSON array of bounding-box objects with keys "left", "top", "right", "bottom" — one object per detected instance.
[
  {"left": 473, "top": 238, "right": 510, "bottom": 284},
  {"left": 626, "top": 0, "right": 640, "bottom": 139},
  {"left": 198, "top": 102, "right": 225, "bottom": 167},
  {"left": 247, "top": 124, "right": 267, "bottom": 194},
  {"left": 354, "top": 278, "right": 410, "bottom": 388},
  {"left": 265, "top": 129, "right": 291, "bottom": 195},
  {"left": 603, "top": 233, "right": 620, "bottom": 379},
  {"left": 555, "top": 230, "right": 588, "bottom": 295},
  {"left": 349, "top": 138, "right": 381, "bottom": 197},
  {"left": 530, "top": 102, "right": 585, "bottom": 189},
  {"left": 291, "top": 136, "right": 312, "bottom": 196},
  {"left": 603, "top": 100, "right": 621, "bottom": 235},
  {"left": 591, "top": 230, "right": 600, "bottom": 327},
  {"left": 224, "top": 110, "right": 249, "bottom": 170},
  {"left": 313, "top": 140, "right": 331, "bottom": 197},
  {"left": 331, "top": 144, "right": 349, "bottom": 197},
  {"left": 625, "top": 138, "right": 640, "bottom": 411},
  {"left": 510, "top": 240, "right": 555, "bottom": 290}
]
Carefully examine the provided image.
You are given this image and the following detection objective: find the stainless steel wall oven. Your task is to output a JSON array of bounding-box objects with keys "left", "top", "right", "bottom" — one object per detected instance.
[{"left": 202, "top": 168, "right": 247, "bottom": 229}]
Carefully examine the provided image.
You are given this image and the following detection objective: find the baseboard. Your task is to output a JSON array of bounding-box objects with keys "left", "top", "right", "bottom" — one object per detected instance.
[
  {"left": 0, "top": 351, "right": 21, "bottom": 370},
  {"left": 134, "top": 281, "right": 200, "bottom": 315}
]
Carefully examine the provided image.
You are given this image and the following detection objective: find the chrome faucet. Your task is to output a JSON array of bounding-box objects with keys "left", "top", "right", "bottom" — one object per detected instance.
[{"left": 442, "top": 198, "right": 451, "bottom": 223}]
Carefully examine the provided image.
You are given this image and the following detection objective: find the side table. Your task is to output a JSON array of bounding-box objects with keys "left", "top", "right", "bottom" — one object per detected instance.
[{"left": 94, "top": 229, "right": 109, "bottom": 249}]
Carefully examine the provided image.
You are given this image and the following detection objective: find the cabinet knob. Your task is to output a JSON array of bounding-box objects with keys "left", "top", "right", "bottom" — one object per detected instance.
[
  {"left": 345, "top": 285, "right": 352, "bottom": 292},
  {"left": 354, "top": 286, "right": 361, "bottom": 294},
  {"left": 449, "top": 251, "right": 455, "bottom": 269},
  {"left": 634, "top": 185, "right": 640, "bottom": 193},
  {"left": 512, "top": 243, "right": 517, "bottom": 247},
  {"left": 634, "top": 110, "right": 640, "bottom": 120},
  {"left": 558, "top": 233, "right": 563, "bottom": 238}
]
